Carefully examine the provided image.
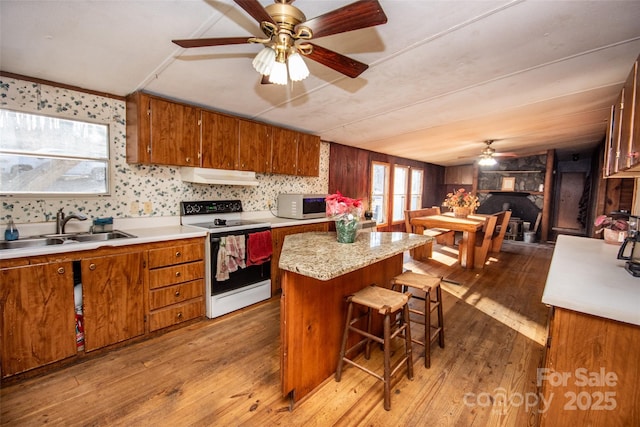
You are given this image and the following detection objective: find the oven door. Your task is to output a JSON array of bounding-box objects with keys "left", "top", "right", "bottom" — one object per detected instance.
[{"left": 209, "top": 226, "right": 271, "bottom": 296}]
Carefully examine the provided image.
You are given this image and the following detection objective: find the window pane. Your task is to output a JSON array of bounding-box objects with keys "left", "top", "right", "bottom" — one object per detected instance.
[
  {"left": 392, "top": 166, "right": 408, "bottom": 222},
  {"left": 410, "top": 169, "right": 423, "bottom": 210},
  {"left": 371, "top": 163, "right": 389, "bottom": 224},
  {"left": 0, "top": 109, "right": 109, "bottom": 195}
]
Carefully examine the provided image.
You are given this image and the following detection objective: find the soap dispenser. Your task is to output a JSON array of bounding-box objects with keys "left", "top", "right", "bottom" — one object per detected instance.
[{"left": 5, "top": 218, "right": 19, "bottom": 241}]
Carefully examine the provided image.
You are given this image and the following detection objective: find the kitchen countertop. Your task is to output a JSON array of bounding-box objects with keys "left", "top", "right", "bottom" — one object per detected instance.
[
  {"left": 279, "top": 231, "right": 431, "bottom": 281},
  {"left": 542, "top": 234, "right": 640, "bottom": 326}
]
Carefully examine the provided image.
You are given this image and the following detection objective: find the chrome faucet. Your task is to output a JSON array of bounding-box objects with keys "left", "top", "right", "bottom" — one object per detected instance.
[{"left": 56, "top": 208, "right": 88, "bottom": 234}]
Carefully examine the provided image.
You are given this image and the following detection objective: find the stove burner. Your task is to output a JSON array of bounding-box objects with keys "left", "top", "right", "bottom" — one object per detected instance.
[{"left": 214, "top": 218, "right": 227, "bottom": 226}]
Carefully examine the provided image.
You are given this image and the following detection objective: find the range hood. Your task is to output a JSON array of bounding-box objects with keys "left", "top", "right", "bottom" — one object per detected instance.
[{"left": 180, "top": 167, "right": 259, "bottom": 186}]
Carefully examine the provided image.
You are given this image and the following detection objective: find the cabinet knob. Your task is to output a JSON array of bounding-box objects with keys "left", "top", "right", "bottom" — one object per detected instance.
[
  {"left": 175, "top": 271, "right": 181, "bottom": 277},
  {"left": 175, "top": 251, "right": 181, "bottom": 258},
  {"left": 177, "top": 312, "right": 183, "bottom": 319},
  {"left": 186, "top": 157, "right": 191, "bottom": 163},
  {"left": 57, "top": 267, "right": 65, "bottom": 274},
  {"left": 89, "top": 263, "right": 96, "bottom": 271},
  {"left": 175, "top": 291, "right": 181, "bottom": 297}
]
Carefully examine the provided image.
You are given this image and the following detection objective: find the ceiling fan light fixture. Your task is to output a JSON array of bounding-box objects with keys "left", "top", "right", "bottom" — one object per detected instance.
[
  {"left": 287, "top": 51, "right": 309, "bottom": 81},
  {"left": 269, "top": 60, "right": 288, "bottom": 85},
  {"left": 478, "top": 155, "right": 497, "bottom": 166},
  {"left": 252, "top": 46, "right": 276, "bottom": 75}
]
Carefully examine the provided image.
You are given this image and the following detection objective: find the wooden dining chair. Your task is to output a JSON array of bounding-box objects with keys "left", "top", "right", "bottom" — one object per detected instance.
[
  {"left": 474, "top": 214, "right": 498, "bottom": 268},
  {"left": 404, "top": 207, "right": 455, "bottom": 260},
  {"left": 490, "top": 210, "right": 512, "bottom": 253}
]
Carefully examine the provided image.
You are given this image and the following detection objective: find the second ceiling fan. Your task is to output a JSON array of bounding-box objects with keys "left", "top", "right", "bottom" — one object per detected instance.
[{"left": 172, "top": 0, "right": 388, "bottom": 85}]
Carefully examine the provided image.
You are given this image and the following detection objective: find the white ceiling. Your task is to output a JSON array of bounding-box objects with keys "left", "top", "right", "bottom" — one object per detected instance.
[{"left": 2, "top": 0, "right": 640, "bottom": 166}]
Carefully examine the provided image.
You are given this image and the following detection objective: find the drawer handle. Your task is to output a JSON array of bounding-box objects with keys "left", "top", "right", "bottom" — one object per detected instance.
[
  {"left": 175, "top": 251, "right": 182, "bottom": 258},
  {"left": 177, "top": 312, "right": 183, "bottom": 319},
  {"left": 175, "top": 271, "right": 181, "bottom": 277},
  {"left": 89, "top": 263, "right": 96, "bottom": 271},
  {"left": 175, "top": 291, "right": 181, "bottom": 297},
  {"left": 57, "top": 267, "right": 65, "bottom": 274}
]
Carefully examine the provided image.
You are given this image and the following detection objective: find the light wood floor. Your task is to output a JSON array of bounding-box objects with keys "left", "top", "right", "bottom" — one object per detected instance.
[{"left": 1, "top": 241, "right": 554, "bottom": 426}]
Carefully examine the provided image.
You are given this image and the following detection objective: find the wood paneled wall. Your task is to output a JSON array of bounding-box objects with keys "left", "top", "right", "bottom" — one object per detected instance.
[{"left": 328, "top": 142, "right": 444, "bottom": 231}]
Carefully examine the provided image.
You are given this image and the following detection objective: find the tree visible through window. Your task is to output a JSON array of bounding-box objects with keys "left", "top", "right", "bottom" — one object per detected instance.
[{"left": 0, "top": 109, "right": 110, "bottom": 196}]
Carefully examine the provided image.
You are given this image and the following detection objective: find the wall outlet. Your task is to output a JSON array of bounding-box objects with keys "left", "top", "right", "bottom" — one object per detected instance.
[
  {"left": 143, "top": 201, "right": 152, "bottom": 214},
  {"left": 130, "top": 201, "right": 139, "bottom": 215}
]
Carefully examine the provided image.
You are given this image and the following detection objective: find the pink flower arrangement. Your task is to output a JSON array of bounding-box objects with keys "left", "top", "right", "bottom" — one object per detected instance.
[
  {"left": 326, "top": 191, "right": 363, "bottom": 221},
  {"left": 594, "top": 215, "right": 628, "bottom": 233},
  {"left": 442, "top": 188, "right": 479, "bottom": 209}
]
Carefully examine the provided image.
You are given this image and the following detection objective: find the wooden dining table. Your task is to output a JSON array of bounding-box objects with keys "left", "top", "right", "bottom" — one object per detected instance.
[{"left": 411, "top": 212, "right": 487, "bottom": 268}]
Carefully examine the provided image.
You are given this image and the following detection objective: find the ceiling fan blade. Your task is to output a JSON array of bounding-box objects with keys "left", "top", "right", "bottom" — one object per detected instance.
[
  {"left": 234, "top": 0, "right": 276, "bottom": 26},
  {"left": 172, "top": 37, "right": 250, "bottom": 48},
  {"left": 296, "top": 0, "right": 387, "bottom": 39},
  {"left": 304, "top": 43, "right": 368, "bottom": 78}
]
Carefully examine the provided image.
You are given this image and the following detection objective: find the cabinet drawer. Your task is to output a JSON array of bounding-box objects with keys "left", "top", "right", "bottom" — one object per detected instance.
[
  {"left": 149, "top": 261, "right": 204, "bottom": 289},
  {"left": 148, "top": 243, "right": 204, "bottom": 268},
  {"left": 148, "top": 298, "right": 204, "bottom": 332},
  {"left": 149, "top": 279, "right": 204, "bottom": 310}
]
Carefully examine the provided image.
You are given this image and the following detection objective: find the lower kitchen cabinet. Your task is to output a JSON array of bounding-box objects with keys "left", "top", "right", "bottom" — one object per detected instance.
[
  {"left": 539, "top": 307, "right": 640, "bottom": 426},
  {"left": 0, "top": 236, "right": 206, "bottom": 379},
  {"left": 81, "top": 251, "right": 146, "bottom": 352},
  {"left": 0, "top": 260, "right": 76, "bottom": 378},
  {"left": 270, "top": 222, "right": 329, "bottom": 294},
  {"left": 147, "top": 241, "right": 205, "bottom": 331}
]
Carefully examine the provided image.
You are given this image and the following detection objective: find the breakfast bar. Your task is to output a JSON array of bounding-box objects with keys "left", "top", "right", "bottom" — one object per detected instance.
[{"left": 278, "top": 231, "right": 431, "bottom": 404}]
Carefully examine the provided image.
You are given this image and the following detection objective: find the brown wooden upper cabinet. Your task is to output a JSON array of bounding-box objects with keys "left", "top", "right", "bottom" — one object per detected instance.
[
  {"left": 444, "top": 165, "right": 474, "bottom": 185},
  {"left": 126, "top": 91, "right": 319, "bottom": 177},
  {"left": 239, "top": 119, "right": 272, "bottom": 173},
  {"left": 271, "top": 127, "right": 320, "bottom": 176},
  {"left": 604, "top": 54, "right": 639, "bottom": 177},
  {"left": 201, "top": 111, "right": 239, "bottom": 170},
  {"left": 126, "top": 92, "right": 199, "bottom": 166}
]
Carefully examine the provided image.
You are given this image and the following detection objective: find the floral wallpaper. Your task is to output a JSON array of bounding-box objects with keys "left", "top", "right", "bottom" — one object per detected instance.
[{"left": 0, "top": 77, "right": 329, "bottom": 224}]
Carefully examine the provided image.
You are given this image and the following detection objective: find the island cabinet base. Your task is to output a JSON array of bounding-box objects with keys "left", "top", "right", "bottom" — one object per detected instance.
[
  {"left": 539, "top": 307, "right": 640, "bottom": 426},
  {"left": 280, "top": 253, "right": 404, "bottom": 403}
]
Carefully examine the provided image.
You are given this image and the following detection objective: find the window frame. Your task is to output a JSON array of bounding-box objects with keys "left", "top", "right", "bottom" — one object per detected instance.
[
  {"left": 392, "top": 164, "right": 410, "bottom": 224},
  {"left": 370, "top": 161, "right": 390, "bottom": 227},
  {"left": 0, "top": 108, "right": 111, "bottom": 197},
  {"left": 410, "top": 167, "right": 424, "bottom": 211}
]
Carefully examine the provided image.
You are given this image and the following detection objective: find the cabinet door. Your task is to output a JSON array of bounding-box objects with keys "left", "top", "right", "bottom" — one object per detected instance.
[
  {"left": 603, "top": 105, "right": 616, "bottom": 177},
  {"left": 82, "top": 252, "right": 145, "bottom": 352},
  {"left": 201, "top": 111, "right": 239, "bottom": 170},
  {"left": 271, "top": 127, "right": 298, "bottom": 175},
  {"left": 445, "top": 165, "right": 473, "bottom": 184},
  {"left": 612, "top": 90, "right": 625, "bottom": 173},
  {"left": 238, "top": 119, "right": 272, "bottom": 173},
  {"left": 1, "top": 261, "right": 76, "bottom": 377},
  {"left": 619, "top": 61, "right": 638, "bottom": 170},
  {"left": 296, "top": 133, "right": 320, "bottom": 176},
  {"left": 149, "top": 97, "right": 200, "bottom": 166}
]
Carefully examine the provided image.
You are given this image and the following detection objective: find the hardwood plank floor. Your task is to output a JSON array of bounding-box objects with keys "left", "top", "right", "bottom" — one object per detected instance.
[{"left": 1, "top": 241, "right": 554, "bottom": 426}]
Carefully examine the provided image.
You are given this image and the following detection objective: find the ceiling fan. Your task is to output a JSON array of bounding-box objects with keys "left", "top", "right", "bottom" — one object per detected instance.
[
  {"left": 478, "top": 140, "right": 517, "bottom": 166},
  {"left": 172, "top": 0, "right": 388, "bottom": 85}
]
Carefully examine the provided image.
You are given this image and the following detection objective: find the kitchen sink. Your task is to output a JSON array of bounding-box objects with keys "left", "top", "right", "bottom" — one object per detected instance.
[
  {"left": 1, "top": 230, "right": 137, "bottom": 250},
  {"left": 0, "top": 237, "right": 66, "bottom": 250}
]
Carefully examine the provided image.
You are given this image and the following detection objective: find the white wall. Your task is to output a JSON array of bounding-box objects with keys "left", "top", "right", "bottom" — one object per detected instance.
[{"left": 0, "top": 76, "right": 329, "bottom": 225}]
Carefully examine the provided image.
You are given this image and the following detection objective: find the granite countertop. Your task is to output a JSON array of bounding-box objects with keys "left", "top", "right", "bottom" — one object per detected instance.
[
  {"left": 542, "top": 234, "right": 640, "bottom": 326},
  {"left": 279, "top": 231, "right": 431, "bottom": 281}
]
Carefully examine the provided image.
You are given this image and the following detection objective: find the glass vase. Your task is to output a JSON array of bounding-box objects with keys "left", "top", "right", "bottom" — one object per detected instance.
[{"left": 335, "top": 218, "right": 358, "bottom": 243}]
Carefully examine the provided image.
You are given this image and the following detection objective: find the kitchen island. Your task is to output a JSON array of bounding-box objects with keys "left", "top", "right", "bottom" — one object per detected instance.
[
  {"left": 278, "top": 231, "right": 431, "bottom": 404},
  {"left": 539, "top": 235, "right": 640, "bottom": 426}
]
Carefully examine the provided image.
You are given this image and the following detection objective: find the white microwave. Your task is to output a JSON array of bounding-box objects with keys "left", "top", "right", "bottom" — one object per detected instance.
[{"left": 277, "top": 194, "right": 327, "bottom": 219}]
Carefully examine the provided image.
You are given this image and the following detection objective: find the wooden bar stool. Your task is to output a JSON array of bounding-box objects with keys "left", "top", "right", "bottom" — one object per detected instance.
[
  {"left": 335, "top": 284, "right": 414, "bottom": 411},
  {"left": 390, "top": 271, "right": 444, "bottom": 368}
]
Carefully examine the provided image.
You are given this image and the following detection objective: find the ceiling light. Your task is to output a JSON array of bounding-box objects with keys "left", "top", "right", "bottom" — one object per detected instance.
[
  {"left": 252, "top": 46, "right": 276, "bottom": 76},
  {"left": 269, "top": 61, "right": 288, "bottom": 85},
  {"left": 478, "top": 156, "right": 497, "bottom": 166},
  {"left": 287, "top": 51, "right": 309, "bottom": 82}
]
